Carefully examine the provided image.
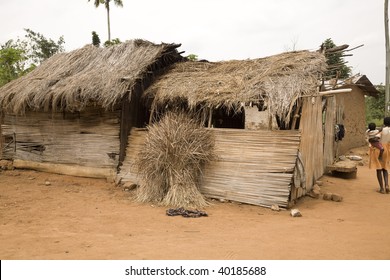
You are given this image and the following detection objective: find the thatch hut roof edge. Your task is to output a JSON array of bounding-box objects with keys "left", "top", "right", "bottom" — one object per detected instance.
[
  {"left": 143, "top": 50, "right": 327, "bottom": 123},
  {"left": 0, "top": 39, "right": 184, "bottom": 114}
]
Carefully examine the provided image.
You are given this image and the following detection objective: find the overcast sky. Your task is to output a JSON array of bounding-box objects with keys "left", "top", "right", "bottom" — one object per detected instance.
[{"left": 0, "top": 0, "right": 385, "bottom": 85}]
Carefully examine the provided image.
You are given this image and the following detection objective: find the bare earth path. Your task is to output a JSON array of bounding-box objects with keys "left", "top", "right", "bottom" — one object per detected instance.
[{"left": 1, "top": 147, "right": 390, "bottom": 260}]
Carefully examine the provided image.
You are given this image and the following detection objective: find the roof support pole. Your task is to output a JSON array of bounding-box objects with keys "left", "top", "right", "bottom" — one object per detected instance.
[
  {"left": 207, "top": 108, "right": 213, "bottom": 128},
  {"left": 0, "top": 111, "right": 3, "bottom": 159},
  {"left": 301, "top": 88, "right": 352, "bottom": 98},
  {"left": 385, "top": 0, "right": 390, "bottom": 116}
]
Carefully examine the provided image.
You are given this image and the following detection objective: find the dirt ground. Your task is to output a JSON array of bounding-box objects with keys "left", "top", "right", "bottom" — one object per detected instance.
[{"left": 1, "top": 146, "right": 390, "bottom": 260}]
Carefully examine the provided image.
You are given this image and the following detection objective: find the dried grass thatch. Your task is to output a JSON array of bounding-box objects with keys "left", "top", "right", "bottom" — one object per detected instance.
[
  {"left": 0, "top": 39, "right": 182, "bottom": 114},
  {"left": 144, "top": 50, "right": 327, "bottom": 123},
  {"left": 135, "top": 111, "right": 216, "bottom": 208}
]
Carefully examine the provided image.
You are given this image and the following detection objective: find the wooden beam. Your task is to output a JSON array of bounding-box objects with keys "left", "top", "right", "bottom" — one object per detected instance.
[
  {"left": 301, "top": 88, "right": 352, "bottom": 98},
  {"left": 319, "top": 88, "right": 352, "bottom": 96},
  {"left": 325, "top": 44, "right": 349, "bottom": 53},
  {"left": 13, "top": 159, "right": 116, "bottom": 181}
]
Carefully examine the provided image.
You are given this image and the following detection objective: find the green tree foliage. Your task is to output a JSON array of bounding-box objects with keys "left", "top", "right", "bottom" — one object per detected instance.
[
  {"left": 24, "top": 28, "right": 65, "bottom": 64},
  {"left": 186, "top": 54, "right": 198, "bottom": 61},
  {"left": 366, "top": 85, "right": 385, "bottom": 126},
  {"left": 88, "top": 0, "right": 123, "bottom": 41},
  {"left": 92, "top": 31, "right": 101, "bottom": 47},
  {"left": 0, "top": 29, "right": 65, "bottom": 87},
  {"left": 103, "top": 38, "right": 121, "bottom": 47},
  {"left": 322, "top": 38, "right": 352, "bottom": 80},
  {"left": 0, "top": 40, "right": 28, "bottom": 85}
]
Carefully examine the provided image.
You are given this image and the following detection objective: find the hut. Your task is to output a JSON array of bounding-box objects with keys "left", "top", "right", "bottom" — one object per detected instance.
[
  {"left": 118, "top": 50, "right": 329, "bottom": 208},
  {"left": 0, "top": 39, "right": 184, "bottom": 179},
  {"left": 2, "top": 39, "right": 366, "bottom": 209},
  {"left": 323, "top": 74, "right": 379, "bottom": 158}
]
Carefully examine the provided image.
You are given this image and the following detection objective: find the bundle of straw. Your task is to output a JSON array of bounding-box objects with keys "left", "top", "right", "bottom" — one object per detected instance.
[{"left": 135, "top": 111, "right": 216, "bottom": 208}]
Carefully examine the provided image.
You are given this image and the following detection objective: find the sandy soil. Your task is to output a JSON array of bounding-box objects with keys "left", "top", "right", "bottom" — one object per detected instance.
[{"left": 1, "top": 146, "right": 390, "bottom": 260}]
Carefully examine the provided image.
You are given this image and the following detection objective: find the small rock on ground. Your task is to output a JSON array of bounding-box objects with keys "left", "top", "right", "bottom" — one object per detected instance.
[
  {"left": 331, "top": 193, "right": 343, "bottom": 202},
  {"left": 323, "top": 193, "right": 333, "bottom": 201},
  {"left": 290, "top": 209, "right": 302, "bottom": 217}
]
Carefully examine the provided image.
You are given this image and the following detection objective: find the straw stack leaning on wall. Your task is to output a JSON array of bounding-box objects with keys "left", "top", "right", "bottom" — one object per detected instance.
[{"left": 135, "top": 111, "right": 216, "bottom": 208}]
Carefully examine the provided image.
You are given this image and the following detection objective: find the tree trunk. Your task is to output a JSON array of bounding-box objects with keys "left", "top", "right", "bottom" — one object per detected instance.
[
  {"left": 106, "top": 4, "right": 111, "bottom": 41},
  {"left": 385, "top": 0, "right": 390, "bottom": 116}
]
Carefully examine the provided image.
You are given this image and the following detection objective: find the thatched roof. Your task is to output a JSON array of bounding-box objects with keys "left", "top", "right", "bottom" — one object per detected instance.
[
  {"left": 341, "top": 74, "right": 379, "bottom": 97},
  {"left": 323, "top": 74, "right": 380, "bottom": 98},
  {"left": 0, "top": 39, "right": 183, "bottom": 114},
  {"left": 144, "top": 50, "right": 327, "bottom": 122}
]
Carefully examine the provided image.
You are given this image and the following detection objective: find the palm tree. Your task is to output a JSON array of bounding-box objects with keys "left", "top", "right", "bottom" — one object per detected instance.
[{"left": 89, "top": 0, "right": 123, "bottom": 42}]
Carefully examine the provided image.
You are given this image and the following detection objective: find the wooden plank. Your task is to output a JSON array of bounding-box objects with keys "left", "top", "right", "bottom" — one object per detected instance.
[
  {"left": 118, "top": 128, "right": 147, "bottom": 184},
  {"left": 299, "top": 94, "right": 324, "bottom": 195},
  {"left": 323, "top": 96, "right": 336, "bottom": 168},
  {"left": 2, "top": 108, "right": 121, "bottom": 169},
  {"left": 13, "top": 159, "right": 116, "bottom": 180}
]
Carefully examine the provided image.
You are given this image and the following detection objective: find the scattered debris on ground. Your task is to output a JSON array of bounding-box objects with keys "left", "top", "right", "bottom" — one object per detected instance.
[{"left": 166, "top": 207, "right": 208, "bottom": 218}]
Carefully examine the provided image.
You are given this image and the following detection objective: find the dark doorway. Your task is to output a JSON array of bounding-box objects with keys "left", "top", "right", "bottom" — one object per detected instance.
[{"left": 211, "top": 106, "right": 245, "bottom": 129}]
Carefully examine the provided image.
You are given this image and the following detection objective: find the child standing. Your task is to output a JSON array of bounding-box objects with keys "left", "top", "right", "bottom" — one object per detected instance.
[{"left": 366, "top": 123, "right": 384, "bottom": 161}]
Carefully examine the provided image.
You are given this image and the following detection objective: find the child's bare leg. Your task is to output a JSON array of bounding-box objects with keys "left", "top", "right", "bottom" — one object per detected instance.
[
  {"left": 384, "top": 169, "right": 390, "bottom": 194},
  {"left": 376, "top": 169, "right": 385, "bottom": 193}
]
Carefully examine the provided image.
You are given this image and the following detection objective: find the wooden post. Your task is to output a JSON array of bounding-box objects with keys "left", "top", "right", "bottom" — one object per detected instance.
[
  {"left": 0, "top": 111, "right": 3, "bottom": 159},
  {"left": 207, "top": 108, "right": 213, "bottom": 128},
  {"left": 323, "top": 96, "right": 336, "bottom": 168},
  {"left": 268, "top": 109, "right": 273, "bottom": 130},
  {"left": 290, "top": 99, "right": 302, "bottom": 130},
  {"left": 385, "top": 0, "right": 390, "bottom": 116}
]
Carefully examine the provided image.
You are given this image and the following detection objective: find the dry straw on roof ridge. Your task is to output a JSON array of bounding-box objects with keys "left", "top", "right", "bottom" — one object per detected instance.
[
  {"left": 0, "top": 39, "right": 181, "bottom": 114},
  {"left": 135, "top": 111, "right": 216, "bottom": 208},
  {"left": 144, "top": 50, "right": 327, "bottom": 123}
]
